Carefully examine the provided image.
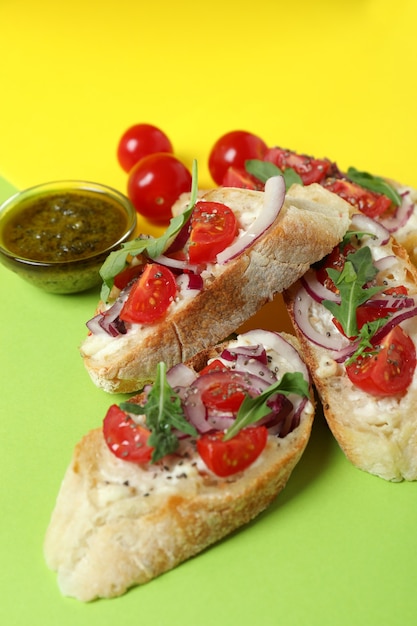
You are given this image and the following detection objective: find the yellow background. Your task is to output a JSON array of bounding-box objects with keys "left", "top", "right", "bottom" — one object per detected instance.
[{"left": 1, "top": 1, "right": 417, "bottom": 625}]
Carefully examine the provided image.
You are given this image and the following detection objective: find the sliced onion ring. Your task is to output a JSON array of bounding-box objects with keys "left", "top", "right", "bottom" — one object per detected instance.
[
  {"left": 378, "top": 189, "right": 415, "bottom": 233},
  {"left": 350, "top": 213, "right": 390, "bottom": 247},
  {"left": 216, "top": 175, "right": 285, "bottom": 264},
  {"left": 292, "top": 286, "right": 350, "bottom": 352},
  {"left": 238, "top": 329, "right": 311, "bottom": 381},
  {"left": 301, "top": 271, "right": 341, "bottom": 304}
]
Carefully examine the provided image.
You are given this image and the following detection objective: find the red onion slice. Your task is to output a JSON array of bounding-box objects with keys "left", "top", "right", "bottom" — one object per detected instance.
[
  {"left": 151, "top": 253, "right": 200, "bottom": 274},
  {"left": 373, "top": 255, "right": 397, "bottom": 272},
  {"left": 216, "top": 175, "right": 285, "bottom": 264},
  {"left": 377, "top": 189, "right": 414, "bottom": 233},
  {"left": 221, "top": 344, "right": 268, "bottom": 365},
  {"left": 292, "top": 286, "right": 350, "bottom": 352},
  {"left": 301, "top": 271, "right": 341, "bottom": 304},
  {"left": 350, "top": 213, "right": 390, "bottom": 246},
  {"left": 166, "top": 362, "right": 197, "bottom": 388},
  {"left": 176, "top": 272, "right": 204, "bottom": 292},
  {"left": 165, "top": 214, "right": 192, "bottom": 254},
  {"left": 238, "top": 329, "right": 311, "bottom": 381},
  {"left": 86, "top": 285, "right": 131, "bottom": 336}
]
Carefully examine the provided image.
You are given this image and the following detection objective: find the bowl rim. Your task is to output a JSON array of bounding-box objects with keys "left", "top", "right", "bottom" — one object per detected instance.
[{"left": 0, "top": 179, "right": 137, "bottom": 266}]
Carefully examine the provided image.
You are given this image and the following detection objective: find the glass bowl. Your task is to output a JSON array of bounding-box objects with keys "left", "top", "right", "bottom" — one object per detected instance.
[{"left": 0, "top": 180, "right": 137, "bottom": 294}]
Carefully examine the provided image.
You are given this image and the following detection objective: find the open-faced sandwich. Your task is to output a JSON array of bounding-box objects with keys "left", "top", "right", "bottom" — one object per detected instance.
[
  {"left": 80, "top": 172, "right": 350, "bottom": 393},
  {"left": 284, "top": 212, "right": 417, "bottom": 481},
  {"left": 226, "top": 144, "right": 417, "bottom": 266},
  {"left": 45, "top": 329, "right": 315, "bottom": 601}
]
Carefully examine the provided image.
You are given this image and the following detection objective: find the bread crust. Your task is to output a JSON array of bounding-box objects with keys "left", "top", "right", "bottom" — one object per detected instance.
[
  {"left": 284, "top": 235, "right": 417, "bottom": 482},
  {"left": 80, "top": 184, "right": 350, "bottom": 393},
  {"left": 44, "top": 332, "right": 315, "bottom": 601}
]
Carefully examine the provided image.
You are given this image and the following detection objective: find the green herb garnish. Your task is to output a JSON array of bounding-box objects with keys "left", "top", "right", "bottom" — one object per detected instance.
[
  {"left": 120, "top": 362, "right": 198, "bottom": 463},
  {"left": 245, "top": 159, "right": 303, "bottom": 189},
  {"left": 343, "top": 317, "right": 389, "bottom": 366},
  {"left": 99, "top": 160, "right": 199, "bottom": 302},
  {"left": 322, "top": 245, "right": 384, "bottom": 339},
  {"left": 320, "top": 242, "right": 388, "bottom": 363},
  {"left": 347, "top": 166, "right": 402, "bottom": 206},
  {"left": 223, "top": 372, "right": 309, "bottom": 441},
  {"left": 121, "top": 365, "right": 309, "bottom": 458}
]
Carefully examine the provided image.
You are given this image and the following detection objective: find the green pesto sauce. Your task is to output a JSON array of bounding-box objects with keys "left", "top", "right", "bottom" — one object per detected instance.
[{"left": 2, "top": 191, "right": 128, "bottom": 263}]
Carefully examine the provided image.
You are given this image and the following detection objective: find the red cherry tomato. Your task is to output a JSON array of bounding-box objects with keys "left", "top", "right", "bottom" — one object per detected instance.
[
  {"left": 127, "top": 153, "right": 192, "bottom": 224},
  {"left": 120, "top": 263, "right": 177, "bottom": 324},
  {"left": 264, "top": 147, "right": 332, "bottom": 185},
  {"left": 117, "top": 123, "right": 173, "bottom": 173},
  {"left": 315, "top": 242, "right": 357, "bottom": 292},
  {"left": 323, "top": 178, "right": 392, "bottom": 219},
  {"left": 222, "top": 166, "right": 264, "bottom": 190},
  {"left": 345, "top": 326, "right": 416, "bottom": 397},
  {"left": 197, "top": 426, "right": 268, "bottom": 477},
  {"left": 198, "top": 359, "right": 229, "bottom": 376},
  {"left": 103, "top": 404, "right": 153, "bottom": 464},
  {"left": 200, "top": 369, "right": 250, "bottom": 413},
  {"left": 208, "top": 130, "right": 268, "bottom": 185},
  {"left": 188, "top": 201, "right": 238, "bottom": 264},
  {"left": 113, "top": 261, "right": 145, "bottom": 290}
]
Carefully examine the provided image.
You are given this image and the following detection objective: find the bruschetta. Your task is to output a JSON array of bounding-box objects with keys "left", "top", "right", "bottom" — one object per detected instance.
[
  {"left": 226, "top": 144, "right": 417, "bottom": 266},
  {"left": 80, "top": 175, "right": 350, "bottom": 393},
  {"left": 284, "top": 212, "right": 417, "bottom": 481},
  {"left": 45, "top": 329, "right": 315, "bottom": 601}
]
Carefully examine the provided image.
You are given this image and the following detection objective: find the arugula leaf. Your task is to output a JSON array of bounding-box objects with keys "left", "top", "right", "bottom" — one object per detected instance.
[
  {"left": 347, "top": 166, "right": 402, "bottom": 207},
  {"left": 120, "top": 362, "right": 197, "bottom": 463},
  {"left": 99, "top": 160, "right": 199, "bottom": 302},
  {"left": 245, "top": 159, "right": 303, "bottom": 189},
  {"left": 223, "top": 372, "right": 309, "bottom": 441},
  {"left": 322, "top": 246, "right": 385, "bottom": 338},
  {"left": 344, "top": 317, "right": 389, "bottom": 366}
]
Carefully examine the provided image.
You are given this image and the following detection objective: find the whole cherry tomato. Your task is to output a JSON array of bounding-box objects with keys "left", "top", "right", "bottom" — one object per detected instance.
[
  {"left": 208, "top": 130, "right": 268, "bottom": 185},
  {"left": 127, "top": 153, "right": 192, "bottom": 224},
  {"left": 117, "top": 123, "right": 173, "bottom": 173}
]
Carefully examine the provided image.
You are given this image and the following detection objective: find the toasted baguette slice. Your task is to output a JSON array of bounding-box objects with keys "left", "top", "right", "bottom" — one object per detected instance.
[
  {"left": 80, "top": 181, "right": 350, "bottom": 393},
  {"left": 45, "top": 330, "right": 315, "bottom": 601},
  {"left": 284, "top": 214, "right": 417, "bottom": 482}
]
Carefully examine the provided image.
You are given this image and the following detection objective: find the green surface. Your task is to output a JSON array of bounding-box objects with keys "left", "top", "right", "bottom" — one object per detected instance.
[{"left": 1, "top": 173, "right": 416, "bottom": 625}]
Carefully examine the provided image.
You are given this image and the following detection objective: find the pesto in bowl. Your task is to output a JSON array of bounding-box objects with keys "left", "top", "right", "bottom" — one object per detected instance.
[{"left": 0, "top": 181, "right": 137, "bottom": 294}]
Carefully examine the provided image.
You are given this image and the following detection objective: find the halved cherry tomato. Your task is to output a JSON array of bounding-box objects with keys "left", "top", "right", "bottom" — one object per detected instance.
[
  {"left": 323, "top": 178, "right": 392, "bottom": 219},
  {"left": 188, "top": 201, "right": 238, "bottom": 264},
  {"left": 103, "top": 404, "right": 153, "bottom": 463},
  {"left": 113, "top": 261, "right": 145, "bottom": 290},
  {"left": 331, "top": 286, "right": 410, "bottom": 337},
  {"left": 127, "top": 153, "right": 192, "bottom": 224},
  {"left": 197, "top": 426, "right": 268, "bottom": 477},
  {"left": 345, "top": 326, "right": 416, "bottom": 396},
  {"left": 355, "top": 286, "right": 409, "bottom": 329},
  {"left": 315, "top": 242, "right": 357, "bottom": 292},
  {"left": 117, "top": 123, "right": 173, "bottom": 173},
  {"left": 198, "top": 359, "right": 229, "bottom": 376},
  {"left": 264, "top": 147, "right": 333, "bottom": 185},
  {"left": 222, "top": 166, "right": 264, "bottom": 190},
  {"left": 120, "top": 263, "right": 177, "bottom": 324},
  {"left": 208, "top": 130, "right": 268, "bottom": 185},
  {"left": 200, "top": 369, "right": 249, "bottom": 413}
]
